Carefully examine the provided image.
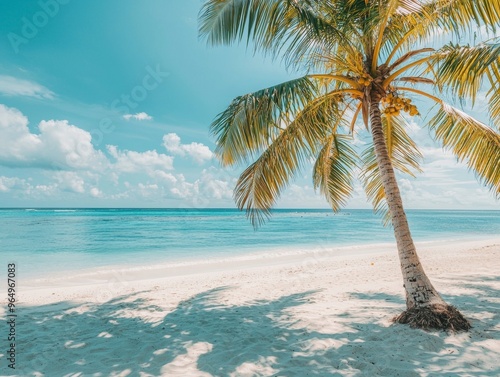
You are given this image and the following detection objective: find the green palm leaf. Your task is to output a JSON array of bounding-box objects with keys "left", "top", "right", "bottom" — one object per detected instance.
[
  {"left": 234, "top": 91, "right": 346, "bottom": 226},
  {"left": 384, "top": 0, "right": 500, "bottom": 66},
  {"left": 360, "top": 147, "right": 388, "bottom": 221},
  {"left": 211, "top": 76, "right": 318, "bottom": 166},
  {"left": 487, "top": 66, "right": 500, "bottom": 129},
  {"left": 233, "top": 120, "right": 313, "bottom": 227},
  {"left": 429, "top": 103, "right": 500, "bottom": 195},
  {"left": 199, "top": 0, "right": 352, "bottom": 67},
  {"left": 432, "top": 0, "right": 500, "bottom": 33},
  {"left": 313, "top": 134, "right": 358, "bottom": 211},
  {"left": 431, "top": 42, "right": 500, "bottom": 104}
]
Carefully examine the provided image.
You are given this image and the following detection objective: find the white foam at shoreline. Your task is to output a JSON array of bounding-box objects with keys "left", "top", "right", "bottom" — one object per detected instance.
[{"left": 22, "top": 236, "right": 500, "bottom": 290}]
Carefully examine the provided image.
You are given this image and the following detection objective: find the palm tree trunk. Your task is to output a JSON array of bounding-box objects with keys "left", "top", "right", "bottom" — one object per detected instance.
[
  {"left": 368, "top": 92, "right": 470, "bottom": 331},
  {"left": 368, "top": 93, "right": 443, "bottom": 308}
]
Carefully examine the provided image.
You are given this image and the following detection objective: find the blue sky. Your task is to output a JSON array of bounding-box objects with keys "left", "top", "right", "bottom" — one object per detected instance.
[{"left": 0, "top": 0, "right": 498, "bottom": 210}]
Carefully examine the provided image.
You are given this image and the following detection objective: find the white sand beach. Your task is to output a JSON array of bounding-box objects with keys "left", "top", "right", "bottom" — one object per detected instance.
[{"left": 6, "top": 237, "right": 500, "bottom": 376}]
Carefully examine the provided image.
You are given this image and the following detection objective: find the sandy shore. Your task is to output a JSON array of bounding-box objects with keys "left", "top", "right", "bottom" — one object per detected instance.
[{"left": 3, "top": 237, "right": 500, "bottom": 376}]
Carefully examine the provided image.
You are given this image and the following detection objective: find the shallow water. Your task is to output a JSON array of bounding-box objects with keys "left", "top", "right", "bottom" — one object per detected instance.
[{"left": 1, "top": 208, "right": 499, "bottom": 278}]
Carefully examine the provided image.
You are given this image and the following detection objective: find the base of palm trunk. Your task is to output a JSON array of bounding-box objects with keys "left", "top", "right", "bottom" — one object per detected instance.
[{"left": 393, "top": 304, "right": 471, "bottom": 332}]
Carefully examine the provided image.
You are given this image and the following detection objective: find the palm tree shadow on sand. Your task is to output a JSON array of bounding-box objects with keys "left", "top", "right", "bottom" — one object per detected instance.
[{"left": 8, "top": 277, "right": 500, "bottom": 376}]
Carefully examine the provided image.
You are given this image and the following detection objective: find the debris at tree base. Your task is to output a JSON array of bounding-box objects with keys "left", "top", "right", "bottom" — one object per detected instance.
[{"left": 393, "top": 304, "right": 471, "bottom": 332}]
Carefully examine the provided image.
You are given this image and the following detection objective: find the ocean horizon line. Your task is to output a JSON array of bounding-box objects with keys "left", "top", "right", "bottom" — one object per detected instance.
[{"left": 1, "top": 207, "right": 499, "bottom": 212}]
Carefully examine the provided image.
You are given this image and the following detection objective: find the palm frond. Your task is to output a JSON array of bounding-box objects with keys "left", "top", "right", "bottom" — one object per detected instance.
[
  {"left": 432, "top": 0, "right": 500, "bottom": 33},
  {"left": 234, "top": 134, "right": 305, "bottom": 228},
  {"left": 387, "top": 0, "right": 500, "bottom": 43},
  {"left": 389, "top": 48, "right": 435, "bottom": 71},
  {"left": 487, "top": 66, "right": 500, "bottom": 129},
  {"left": 371, "top": 0, "right": 428, "bottom": 71},
  {"left": 383, "top": 2, "right": 440, "bottom": 63},
  {"left": 430, "top": 42, "right": 500, "bottom": 104},
  {"left": 211, "top": 76, "right": 317, "bottom": 166},
  {"left": 396, "top": 77, "right": 435, "bottom": 85},
  {"left": 386, "top": 115, "right": 423, "bottom": 176},
  {"left": 199, "top": 0, "right": 354, "bottom": 67},
  {"left": 313, "top": 134, "right": 358, "bottom": 211},
  {"left": 350, "top": 103, "right": 362, "bottom": 133},
  {"left": 384, "top": 56, "right": 432, "bottom": 88},
  {"left": 384, "top": 0, "right": 500, "bottom": 66},
  {"left": 360, "top": 146, "right": 389, "bottom": 222},
  {"left": 429, "top": 103, "right": 500, "bottom": 195},
  {"left": 279, "top": 1, "right": 357, "bottom": 67},
  {"left": 371, "top": 0, "right": 400, "bottom": 72},
  {"left": 199, "top": 0, "right": 275, "bottom": 45},
  {"left": 234, "top": 90, "right": 347, "bottom": 227}
]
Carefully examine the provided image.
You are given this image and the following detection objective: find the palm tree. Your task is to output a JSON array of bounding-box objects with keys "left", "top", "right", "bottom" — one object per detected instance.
[{"left": 199, "top": 0, "right": 500, "bottom": 331}]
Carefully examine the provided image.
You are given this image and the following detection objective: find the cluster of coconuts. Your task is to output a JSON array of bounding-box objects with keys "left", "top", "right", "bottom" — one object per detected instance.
[
  {"left": 381, "top": 93, "right": 419, "bottom": 116},
  {"left": 358, "top": 73, "right": 373, "bottom": 87}
]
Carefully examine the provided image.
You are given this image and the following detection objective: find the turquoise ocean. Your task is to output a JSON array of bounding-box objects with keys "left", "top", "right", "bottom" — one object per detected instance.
[{"left": 1, "top": 208, "right": 499, "bottom": 279}]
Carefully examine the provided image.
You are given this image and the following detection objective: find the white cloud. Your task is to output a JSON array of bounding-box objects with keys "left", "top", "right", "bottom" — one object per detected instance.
[
  {"left": 396, "top": 176, "right": 498, "bottom": 209},
  {"left": 195, "top": 168, "right": 234, "bottom": 200},
  {"left": 0, "top": 176, "right": 27, "bottom": 193},
  {"left": 123, "top": 112, "right": 152, "bottom": 121},
  {"left": 0, "top": 171, "right": 107, "bottom": 199},
  {"left": 0, "top": 75, "right": 54, "bottom": 99},
  {"left": 53, "top": 172, "right": 86, "bottom": 194},
  {"left": 280, "top": 183, "right": 328, "bottom": 208},
  {"left": 0, "top": 105, "right": 227, "bottom": 204},
  {"left": 0, "top": 104, "right": 107, "bottom": 170},
  {"left": 150, "top": 170, "right": 178, "bottom": 185},
  {"left": 107, "top": 145, "right": 174, "bottom": 173},
  {"left": 170, "top": 168, "right": 234, "bottom": 205},
  {"left": 137, "top": 183, "right": 159, "bottom": 198},
  {"left": 0, "top": 176, "right": 62, "bottom": 198},
  {"left": 90, "top": 187, "right": 102, "bottom": 198},
  {"left": 149, "top": 171, "right": 196, "bottom": 200},
  {"left": 114, "top": 167, "right": 234, "bottom": 206},
  {"left": 163, "top": 133, "right": 213, "bottom": 164},
  {"left": 38, "top": 120, "right": 107, "bottom": 170},
  {"left": 31, "top": 184, "right": 57, "bottom": 196}
]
